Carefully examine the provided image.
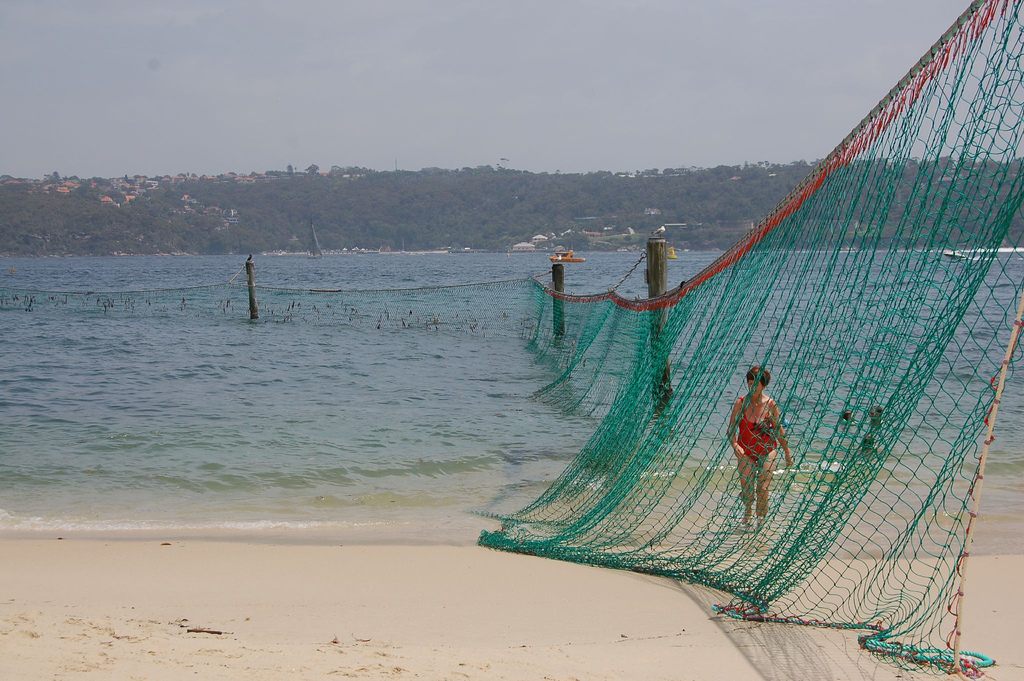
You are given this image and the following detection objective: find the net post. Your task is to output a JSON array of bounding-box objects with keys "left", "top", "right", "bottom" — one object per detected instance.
[
  {"left": 951, "top": 285, "right": 1024, "bottom": 678},
  {"left": 245, "top": 255, "right": 259, "bottom": 320},
  {"left": 646, "top": 236, "right": 671, "bottom": 404},
  {"left": 552, "top": 262, "right": 565, "bottom": 337}
]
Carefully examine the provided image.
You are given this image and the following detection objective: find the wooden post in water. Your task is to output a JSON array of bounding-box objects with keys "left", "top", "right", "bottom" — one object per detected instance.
[
  {"left": 646, "top": 237, "right": 667, "bottom": 299},
  {"left": 646, "top": 236, "right": 672, "bottom": 405},
  {"left": 552, "top": 262, "right": 565, "bottom": 338},
  {"left": 245, "top": 255, "right": 259, "bottom": 320}
]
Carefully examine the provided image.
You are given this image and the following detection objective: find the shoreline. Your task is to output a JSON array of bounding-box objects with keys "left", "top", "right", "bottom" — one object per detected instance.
[
  {"left": 1, "top": 508, "right": 1019, "bottom": 554},
  {"left": 0, "top": 525, "right": 492, "bottom": 548},
  {"left": 1, "top": 539, "right": 1021, "bottom": 680},
  {"left": 0, "top": 508, "right": 508, "bottom": 547}
]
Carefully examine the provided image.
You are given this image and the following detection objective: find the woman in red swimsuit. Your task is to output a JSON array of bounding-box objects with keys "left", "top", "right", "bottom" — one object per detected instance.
[{"left": 728, "top": 365, "right": 793, "bottom": 529}]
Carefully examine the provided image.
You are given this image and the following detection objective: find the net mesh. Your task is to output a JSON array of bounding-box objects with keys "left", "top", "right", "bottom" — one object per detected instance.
[
  {"left": 477, "top": 1, "right": 1024, "bottom": 675},
  {"left": 0, "top": 278, "right": 541, "bottom": 334}
]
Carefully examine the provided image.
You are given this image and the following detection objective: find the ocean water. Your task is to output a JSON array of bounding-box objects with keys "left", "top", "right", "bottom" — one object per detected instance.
[
  {"left": 1, "top": 251, "right": 1021, "bottom": 548},
  {"left": 0, "top": 252, "right": 701, "bottom": 542}
]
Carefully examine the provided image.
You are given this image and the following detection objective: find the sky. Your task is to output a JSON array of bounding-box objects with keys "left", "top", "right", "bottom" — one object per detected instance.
[{"left": 0, "top": 0, "right": 971, "bottom": 178}]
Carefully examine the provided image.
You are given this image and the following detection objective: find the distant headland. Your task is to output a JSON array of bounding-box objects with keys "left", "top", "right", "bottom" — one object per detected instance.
[{"left": 2, "top": 161, "right": 1017, "bottom": 257}]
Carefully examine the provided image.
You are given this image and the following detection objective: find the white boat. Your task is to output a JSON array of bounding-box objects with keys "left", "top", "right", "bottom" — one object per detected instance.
[{"left": 942, "top": 248, "right": 981, "bottom": 261}]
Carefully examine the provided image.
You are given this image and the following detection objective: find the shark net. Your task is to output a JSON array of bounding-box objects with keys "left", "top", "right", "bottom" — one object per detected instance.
[{"left": 478, "top": 1, "right": 1024, "bottom": 675}]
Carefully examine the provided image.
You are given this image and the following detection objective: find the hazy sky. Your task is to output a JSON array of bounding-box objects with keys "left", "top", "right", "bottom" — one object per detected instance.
[{"left": 0, "top": 0, "right": 969, "bottom": 178}]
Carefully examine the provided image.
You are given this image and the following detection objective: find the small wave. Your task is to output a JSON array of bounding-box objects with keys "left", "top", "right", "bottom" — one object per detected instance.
[
  {"left": 0, "top": 512, "right": 396, "bottom": 533},
  {"left": 348, "top": 454, "right": 498, "bottom": 479}
]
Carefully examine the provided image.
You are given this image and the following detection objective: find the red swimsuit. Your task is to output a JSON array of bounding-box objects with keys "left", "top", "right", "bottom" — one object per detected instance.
[{"left": 737, "top": 406, "right": 778, "bottom": 463}]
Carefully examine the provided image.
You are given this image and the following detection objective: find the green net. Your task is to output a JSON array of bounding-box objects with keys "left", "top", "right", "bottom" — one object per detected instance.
[{"left": 477, "top": 1, "right": 1024, "bottom": 675}]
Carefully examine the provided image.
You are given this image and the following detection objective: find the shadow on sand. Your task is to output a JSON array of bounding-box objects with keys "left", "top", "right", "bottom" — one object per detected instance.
[{"left": 653, "top": 578, "right": 922, "bottom": 681}]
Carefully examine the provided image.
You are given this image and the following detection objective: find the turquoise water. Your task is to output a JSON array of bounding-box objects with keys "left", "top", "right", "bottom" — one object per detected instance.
[
  {"left": 0, "top": 252, "right": 703, "bottom": 541},
  {"left": 1, "top": 251, "right": 1021, "bottom": 548}
]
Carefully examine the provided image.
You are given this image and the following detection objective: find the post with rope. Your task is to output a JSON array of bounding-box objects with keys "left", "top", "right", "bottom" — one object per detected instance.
[
  {"left": 245, "top": 255, "right": 259, "bottom": 320},
  {"left": 552, "top": 262, "right": 565, "bottom": 338},
  {"left": 646, "top": 235, "right": 672, "bottom": 407},
  {"left": 950, "top": 284, "right": 1024, "bottom": 678}
]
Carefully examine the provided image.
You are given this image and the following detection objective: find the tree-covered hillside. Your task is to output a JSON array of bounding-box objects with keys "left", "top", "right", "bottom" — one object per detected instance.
[{"left": 0, "top": 161, "right": 1019, "bottom": 256}]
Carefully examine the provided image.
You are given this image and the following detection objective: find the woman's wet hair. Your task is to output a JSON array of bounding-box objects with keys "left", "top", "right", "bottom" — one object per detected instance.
[{"left": 746, "top": 365, "right": 771, "bottom": 387}]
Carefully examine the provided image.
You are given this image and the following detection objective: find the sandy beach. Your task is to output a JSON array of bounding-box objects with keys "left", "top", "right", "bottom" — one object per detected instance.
[{"left": 0, "top": 538, "right": 1020, "bottom": 681}]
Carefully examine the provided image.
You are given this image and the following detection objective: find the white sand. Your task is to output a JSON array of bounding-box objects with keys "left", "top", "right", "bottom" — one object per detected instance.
[{"left": 0, "top": 540, "right": 1020, "bottom": 681}]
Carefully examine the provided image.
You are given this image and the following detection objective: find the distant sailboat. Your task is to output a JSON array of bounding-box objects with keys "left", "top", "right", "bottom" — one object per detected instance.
[{"left": 309, "top": 221, "right": 323, "bottom": 258}]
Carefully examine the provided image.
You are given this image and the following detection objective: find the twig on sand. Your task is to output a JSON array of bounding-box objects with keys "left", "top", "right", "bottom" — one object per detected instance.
[
  {"left": 174, "top": 620, "right": 230, "bottom": 635},
  {"left": 186, "top": 626, "right": 228, "bottom": 635}
]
